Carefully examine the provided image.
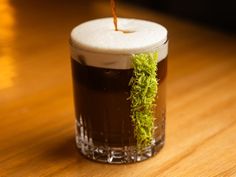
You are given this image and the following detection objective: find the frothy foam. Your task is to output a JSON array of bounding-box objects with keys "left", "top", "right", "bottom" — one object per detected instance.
[{"left": 70, "top": 18, "right": 168, "bottom": 69}]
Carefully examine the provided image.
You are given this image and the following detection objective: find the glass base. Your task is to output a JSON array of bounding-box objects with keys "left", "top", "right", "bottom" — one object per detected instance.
[{"left": 75, "top": 131, "right": 164, "bottom": 164}]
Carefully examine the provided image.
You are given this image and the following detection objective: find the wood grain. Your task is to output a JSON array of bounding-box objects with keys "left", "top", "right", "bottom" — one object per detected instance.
[{"left": 0, "top": 0, "right": 236, "bottom": 176}]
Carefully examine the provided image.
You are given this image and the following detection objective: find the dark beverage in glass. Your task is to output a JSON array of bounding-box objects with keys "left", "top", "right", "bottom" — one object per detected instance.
[{"left": 70, "top": 18, "right": 168, "bottom": 163}]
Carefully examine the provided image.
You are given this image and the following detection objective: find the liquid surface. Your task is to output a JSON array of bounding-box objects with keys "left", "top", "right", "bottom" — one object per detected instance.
[{"left": 70, "top": 18, "right": 167, "bottom": 54}]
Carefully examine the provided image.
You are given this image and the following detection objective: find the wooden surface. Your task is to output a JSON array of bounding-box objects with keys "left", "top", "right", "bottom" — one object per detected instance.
[{"left": 1, "top": 0, "right": 236, "bottom": 176}]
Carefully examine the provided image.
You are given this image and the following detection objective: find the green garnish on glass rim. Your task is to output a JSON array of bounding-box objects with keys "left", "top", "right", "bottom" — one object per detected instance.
[{"left": 129, "top": 52, "right": 158, "bottom": 148}]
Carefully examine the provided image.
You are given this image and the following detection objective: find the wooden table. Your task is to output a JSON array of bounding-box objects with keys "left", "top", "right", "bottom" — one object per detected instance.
[{"left": 1, "top": 0, "right": 236, "bottom": 176}]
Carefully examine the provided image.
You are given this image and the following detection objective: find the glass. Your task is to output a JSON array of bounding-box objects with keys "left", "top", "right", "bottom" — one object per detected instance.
[{"left": 70, "top": 28, "right": 168, "bottom": 164}]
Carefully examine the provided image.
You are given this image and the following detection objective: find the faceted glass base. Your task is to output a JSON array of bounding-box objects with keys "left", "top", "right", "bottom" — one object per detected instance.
[{"left": 75, "top": 131, "right": 164, "bottom": 164}]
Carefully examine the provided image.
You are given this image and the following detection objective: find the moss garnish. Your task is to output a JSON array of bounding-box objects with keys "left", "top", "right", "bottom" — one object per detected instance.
[{"left": 129, "top": 52, "right": 158, "bottom": 148}]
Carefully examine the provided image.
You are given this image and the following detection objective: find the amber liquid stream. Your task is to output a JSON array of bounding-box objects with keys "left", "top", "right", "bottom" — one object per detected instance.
[{"left": 111, "top": 0, "right": 118, "bottom": 31}]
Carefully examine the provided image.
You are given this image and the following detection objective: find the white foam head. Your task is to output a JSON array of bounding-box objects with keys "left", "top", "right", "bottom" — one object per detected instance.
[{"left": 70, "top": 18, "right": 168, "bottom": 69}]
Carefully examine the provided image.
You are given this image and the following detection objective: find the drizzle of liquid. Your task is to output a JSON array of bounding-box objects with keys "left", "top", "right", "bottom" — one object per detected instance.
[{"left": 110, "top": 0, "right": 118, "bottom": 31}]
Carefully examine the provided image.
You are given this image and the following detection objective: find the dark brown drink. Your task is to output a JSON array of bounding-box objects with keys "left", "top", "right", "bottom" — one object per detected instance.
[
  {"left": 71, "top": 57, "right": 167, "bottom": 150},
  {"left": 70, "top": 18, "right": 168, "bottom": 163}
]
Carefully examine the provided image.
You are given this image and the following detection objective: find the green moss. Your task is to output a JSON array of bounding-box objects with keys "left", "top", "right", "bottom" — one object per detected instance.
[{"left": 129, "top": 52, "right": 158, "bottom": 148}]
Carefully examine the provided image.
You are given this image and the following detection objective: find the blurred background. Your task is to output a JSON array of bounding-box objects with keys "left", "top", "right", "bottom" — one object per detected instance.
[{"left": 123, "top": 0, "right": 236, "bottom": 33}]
